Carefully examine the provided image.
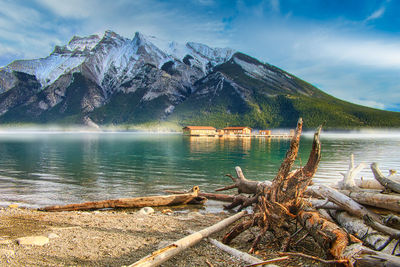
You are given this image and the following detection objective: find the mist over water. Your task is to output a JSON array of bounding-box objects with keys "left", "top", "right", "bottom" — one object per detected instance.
[{"left": 0, "top": 129, "right": 399, "bottom": 208}]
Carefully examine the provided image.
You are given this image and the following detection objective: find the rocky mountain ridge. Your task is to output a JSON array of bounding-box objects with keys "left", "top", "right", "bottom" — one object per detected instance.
[{"left": 0, "top": 30, "right": 399, "bottom": 129}]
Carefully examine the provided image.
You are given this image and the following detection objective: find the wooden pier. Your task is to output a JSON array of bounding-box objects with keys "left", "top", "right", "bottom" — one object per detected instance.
[{"left": 184, "top": 134, "right": 294, "bottom": 138}]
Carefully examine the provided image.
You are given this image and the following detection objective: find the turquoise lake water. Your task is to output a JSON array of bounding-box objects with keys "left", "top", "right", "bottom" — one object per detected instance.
[{"left": 0, "top": 131, "right": 399, "bottom": 208}]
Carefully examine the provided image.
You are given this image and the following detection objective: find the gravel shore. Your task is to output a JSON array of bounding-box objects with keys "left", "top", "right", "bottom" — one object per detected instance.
[{"left": 0, "top": 206, "right": 323, "bottom": 266}]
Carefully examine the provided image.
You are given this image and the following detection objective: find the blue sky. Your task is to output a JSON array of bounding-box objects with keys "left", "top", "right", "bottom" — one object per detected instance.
[{"left": 1, "top": 0, "right": 400, "bottom": 111}]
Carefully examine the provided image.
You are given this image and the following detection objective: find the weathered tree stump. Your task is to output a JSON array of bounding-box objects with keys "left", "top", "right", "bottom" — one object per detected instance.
[{"left": 218, "top": 118, "right": 400, "bottom": 266}]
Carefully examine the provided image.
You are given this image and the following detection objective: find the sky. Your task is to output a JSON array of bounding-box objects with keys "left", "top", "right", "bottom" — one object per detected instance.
[{"left": 1, "top": 0, "right": 400, "bottom": 111}]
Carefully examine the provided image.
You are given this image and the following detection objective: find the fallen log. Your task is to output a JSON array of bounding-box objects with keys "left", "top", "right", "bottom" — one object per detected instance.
[
  {"left": 40, "top": 186, "right": 206, "bottom": 212},
  {"left": 165, "top": 190, "right": 235, "bottom": 202},
  {"left": 128, "top": 210, "right": 247, "bottom": 267},
  {"left": 329, "top": 210, "right": 393, "bottom": 252},
  {"left": 311, "top": 185, "right": 381, "bottom": 222},
  {"left": 187, "top": 229, "right": 263, "bottom": 265},
  {"left": 371, "top": 163, "right": 400, "bottom": 194},
  {"left": 340, "top": 190, "right": 400, "bottom": 213},
  {"left": 297, "top": 210, "right": 356, "bottom": 262},
  {"left": 354, "top": 178, "right": 384, "bottom": 190},
  {"left": 308, "top": 198, "right": 341, "bottom": 210},
  {"left": 311, "top": 184, "right": 400, "bottom": 253},
  {"left": 298, "top": 211, "right": 400, "bottom": 266},
  {"left": 345, "top": 245, "right": 400, "bottom": 266}
]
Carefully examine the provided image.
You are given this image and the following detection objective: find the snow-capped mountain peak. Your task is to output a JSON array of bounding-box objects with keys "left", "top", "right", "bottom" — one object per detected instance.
[
  {"left": 0, "top": 30, "right": 235, "bottom": 94},
  {"left": 66, "top": 34, "right": 101, "bottom": 52}
]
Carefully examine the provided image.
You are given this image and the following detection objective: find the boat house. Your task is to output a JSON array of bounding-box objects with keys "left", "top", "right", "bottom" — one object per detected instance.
[
  {"left": 182, "top": 126, "right": 217, "bottom": 136},
  {"left": 259, "top": 130, "right": 271, "bottom": 136},
  {"left": 223, "top": 127, "right": 252, "bottom": 136}
]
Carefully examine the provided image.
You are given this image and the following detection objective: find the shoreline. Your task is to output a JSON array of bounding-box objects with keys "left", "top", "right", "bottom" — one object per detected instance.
[{"left": 0, "top": 206, "right": 322, "bottom": 266}]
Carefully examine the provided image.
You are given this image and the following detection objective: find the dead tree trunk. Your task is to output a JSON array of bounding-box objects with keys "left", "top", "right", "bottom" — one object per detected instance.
[{"left": 41, "top": 186, "right": 205, "bottom": 211}]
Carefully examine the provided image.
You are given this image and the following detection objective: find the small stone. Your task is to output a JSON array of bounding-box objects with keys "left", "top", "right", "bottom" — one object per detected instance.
[
  {"left": 16, "top": 236, "right": 49, "bottom": 246},
  {"left": 0, "top": 249, "right": 14, "bottom": 257},
  {"left": 138, "top": 207, "right": 154, "bottom": 215},
  {"left": 7, "top": 204, "right": 18, "bottom": 209},
  {"left": 93, "top": 211, "right": 100, "bottom": 214},
  {"left": 48, "top": 233, "right": 59, "bottom": 239},
  {"left": 162, "top": 209, "right": 173, "bottom": 214}
]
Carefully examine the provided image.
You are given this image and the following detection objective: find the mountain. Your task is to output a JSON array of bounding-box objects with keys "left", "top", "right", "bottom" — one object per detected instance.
[{"left": 0, "top": 30, "right": 399, "bottom": 129}]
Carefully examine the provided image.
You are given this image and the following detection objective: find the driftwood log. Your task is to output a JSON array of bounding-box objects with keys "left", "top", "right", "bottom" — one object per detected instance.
[
  {"left": 329, "top": 210, "right": 393, "bottom": 252},
  {"left": 129, "top": 211, "right": 247, "bottom": 267},
  {"left": 40, "top": 186, "right": 206, "bottom": 211},
  {"left": 340, "top": 190, "right": 400, "bottom": 213},
  {"left": 371, "top": 163, "right": 400, "bottom": 194},
  {"left": 165, "top": 190, "right": 236, "bottom": 202}
]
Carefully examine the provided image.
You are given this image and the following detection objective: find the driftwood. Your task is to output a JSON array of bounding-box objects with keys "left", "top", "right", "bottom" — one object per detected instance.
[
  {"left": 215, "top": 166, "right": 264, "bottom": 194},
  {"left": 220, "top": 120, "right": 366, "bottom": 262},
  {"left": 165, "top": 190, "right": 235, "bottom": 202},
  {"left": 41, "top": 186, "right": 206, "bottom": 212},
  {"left": 186, "top": 229, "right": 263, "bottom": 265},
  {"left": 371, "top": 163, "right": 400, "bottom": 194},
  {"left": 308, "top": 198, "right": 341, "bottom": 210},
  {"left": 329, "top": 210, "right": 392, "bottom": 252},
  {"left": 339, "top": 154, "right": 367, "bottom": 191},
  {"left": 340, "top": 190, "right": 400, "bottom": 213},
  {"left": 221, "top": 119, "right": 355, "bottom": 258},
  {"left": 128, "top": 211, "right": 247, "bottom": 267},
  {"left": 310, "top": 185, "right": 381, "bottom": 222},
  {"left": 215, "top": 118, "right": 400, "bottom": 266},
  {"left": 348, "top": 245, "right": 400, "bottom": 266}
]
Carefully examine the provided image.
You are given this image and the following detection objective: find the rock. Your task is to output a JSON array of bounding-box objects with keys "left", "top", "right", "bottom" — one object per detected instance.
[
  {"left": 138, "top": 207, "right": 154, "bottom": 215},
  {"left": 7, "top": 204, "right": 18, "bottom": 209},
  {"left": 162, "top": 209, "right": 173, "bottom": 214},
  {"left": 16, "top": 236, "right": 49, "bottom": 246},
  {"left": 48, "top": 233, "right": 59, "bottom": 239},
  {"left": 0, "top": 249, "right": 14, "bottom": 257}
]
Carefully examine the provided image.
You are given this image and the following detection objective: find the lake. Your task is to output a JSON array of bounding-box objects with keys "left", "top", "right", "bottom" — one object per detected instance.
[{"left": 0, "top": 130, "right": 399, "bottom": 209}]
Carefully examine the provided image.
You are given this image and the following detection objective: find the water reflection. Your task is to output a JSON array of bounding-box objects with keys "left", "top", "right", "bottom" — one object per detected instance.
[{"left": 0, "top": 132, "right": 399, "bottom": 208}]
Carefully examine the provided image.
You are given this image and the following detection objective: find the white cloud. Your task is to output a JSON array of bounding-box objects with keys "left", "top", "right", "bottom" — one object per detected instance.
[
  {"left": 297, "top": 35, "right": 400, "bottom": 69},
  {"left": 366, "top": 7, "right": 385, "bottom": 21},
  {"left": 35, "top": 0, "right": 94, "bottom": 18},
  {"left": 269, "top": 0, "right": 280, "bottom": 13}
]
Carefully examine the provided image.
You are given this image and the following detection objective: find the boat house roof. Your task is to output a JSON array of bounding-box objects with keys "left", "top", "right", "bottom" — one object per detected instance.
[
  {"left": 223, "top": 127, "right": 252, "bottom": 130},
  {"left": 183, "top": 126, "right": 216, "bottom": 130}
]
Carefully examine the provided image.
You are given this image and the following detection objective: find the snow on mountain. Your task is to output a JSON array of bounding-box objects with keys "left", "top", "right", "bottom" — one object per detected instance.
[
  {"left": 0, "top": 30, "right": 235, "bottom": 96},
  {"left": 66, "top": 34, "right": 101, "bottom": 51},
  {"left": 139, "top": 33, "right": 235, "bottom": 73},
  {"left": 0, "top": 34, "right": 102, "bottom": 90}
]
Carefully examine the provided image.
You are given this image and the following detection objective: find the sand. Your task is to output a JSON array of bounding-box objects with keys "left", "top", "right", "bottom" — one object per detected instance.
[{"left": 0, "top": 206, "right": 324, "bottom": 266}]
